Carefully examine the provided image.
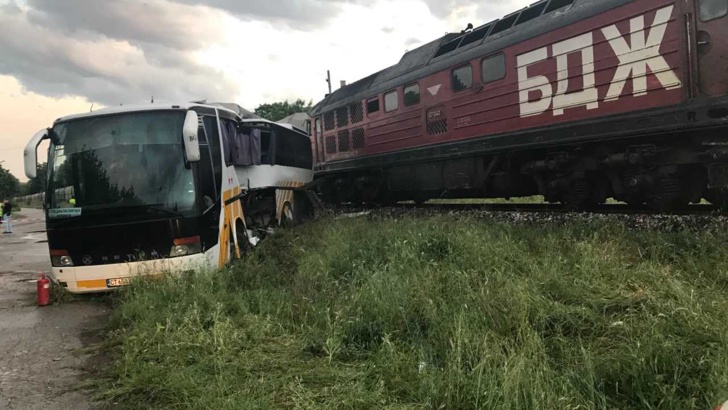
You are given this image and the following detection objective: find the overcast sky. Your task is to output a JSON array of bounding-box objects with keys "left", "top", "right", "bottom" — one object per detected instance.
[{"left": 0, "top": 0, "right": 530, "bottom": 181}]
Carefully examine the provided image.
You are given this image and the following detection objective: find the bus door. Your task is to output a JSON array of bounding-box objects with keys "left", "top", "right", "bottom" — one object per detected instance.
[{"left": 694, "top": 0, "right": 728, "bottom": 96}]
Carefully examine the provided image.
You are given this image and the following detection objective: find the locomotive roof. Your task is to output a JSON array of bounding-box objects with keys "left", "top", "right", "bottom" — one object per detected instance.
[{"left": 310, "top": 0, "right": 631, "bottom": 116}]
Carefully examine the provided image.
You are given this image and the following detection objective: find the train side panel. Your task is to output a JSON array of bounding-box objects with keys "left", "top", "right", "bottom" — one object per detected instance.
[
  {"left": 693, "top": 0, "right": 728, "bottom": 97},
  {"left": 456, "top": 1, "right": 684, "bottom": 141},
  {"left": 317, "top": 0, "right": 694, "bottom": 163},
  {"left": 311, "top": 0, "right": 728, "bottom": 210}
]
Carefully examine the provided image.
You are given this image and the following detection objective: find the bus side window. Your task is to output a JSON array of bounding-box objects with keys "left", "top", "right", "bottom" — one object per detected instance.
[
  {"left": 261, "top": 130, "right": 273, "bottom": 165},
  {"left": 293, "top": 134, "right": 313, "bottom": 169},
  {"left": 219, "top": 118, "right": 237, "bottom": 166},
  {"left": 274, "top": 129, "right": 296, "bottom": 167},
  {"left": 196, "top": 118, "right": 217, "bottom": 209},
  {"left": 202, "top": 116, "right": 222, "bottom": 194}
]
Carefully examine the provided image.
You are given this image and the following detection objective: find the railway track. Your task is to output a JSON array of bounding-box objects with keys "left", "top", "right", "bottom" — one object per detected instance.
[
  {"left": 331, "top": 202, "right": 722, "bottom": 216},
  {"left": 323, "top": 201, "right": 728, "bottom": 234}
]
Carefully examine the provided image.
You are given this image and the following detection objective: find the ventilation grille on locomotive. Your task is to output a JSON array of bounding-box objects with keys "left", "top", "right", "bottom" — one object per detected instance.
[
  {"left": 427, "top": 119, "right": 448, "bottom": 136},
  {"left": 338, "top": 130, "right": 351, "bottom": 152},
  {"left": 324, "top": 112, "right": 335, "bottom": 131},
  {"left": 352, "top": 128, "right": 365, "bottom": 149},
  {"left": 336, "top": 107, "right": 349, "bottom": 128},
  {"left": 349, "top": 102, "right": 364, "bottom": 124},
  {"left": 325, "top": 136, "right": 337, "bottom": 154}
]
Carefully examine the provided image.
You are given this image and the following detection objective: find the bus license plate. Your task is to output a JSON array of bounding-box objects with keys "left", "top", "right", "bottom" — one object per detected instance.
[{"left": 106, "top": 278, "right": 132, "bottom": 288}]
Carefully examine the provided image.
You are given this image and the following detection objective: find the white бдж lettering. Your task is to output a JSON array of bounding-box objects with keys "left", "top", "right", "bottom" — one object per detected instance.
[
  {"left": 517, "top": 47, "right": 552, "bottom": 117},
  {"left": 552, "top": 32, "right": 598, "bottom": 116},
  {"left": 602, "top": 5, "right": 680, "bottom": 101},
  {"left": 517, "top": 5, "right": 680, "bottom": 118}
]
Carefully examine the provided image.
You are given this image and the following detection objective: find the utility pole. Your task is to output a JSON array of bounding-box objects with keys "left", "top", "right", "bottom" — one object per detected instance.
[{"left": 325, "top": 70, "right": 332, "bottom": 95}]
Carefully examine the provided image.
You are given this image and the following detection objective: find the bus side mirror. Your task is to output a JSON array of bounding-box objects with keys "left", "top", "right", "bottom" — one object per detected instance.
[
  {"left": 24, "top": 128, "right": 48, "bottom": 179},
  {"left": 183, "top": 110, "right": 201, "bottom": 163}
]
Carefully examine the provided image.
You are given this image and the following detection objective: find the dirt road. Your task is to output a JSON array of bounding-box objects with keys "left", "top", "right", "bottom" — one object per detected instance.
[{"left": 0, "top": 208, "right": 107, "bottom": 410}]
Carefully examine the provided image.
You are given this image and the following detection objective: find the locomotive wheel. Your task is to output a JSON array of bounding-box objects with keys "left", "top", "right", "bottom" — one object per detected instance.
[
  {"left": 705, "top": 187, "right": 728, "bottom": 210},
  {"left": 647, "top": 175, "right": 689, "bottom": 212},
  {"left": 562, "top": 176, "right": 607, "bottom": 210},
  {"left": 562, "top": 178, "right": 591, "bottom": 210},
  {"left": 412, "top": 194, "right": 429, "bottom": 205}
]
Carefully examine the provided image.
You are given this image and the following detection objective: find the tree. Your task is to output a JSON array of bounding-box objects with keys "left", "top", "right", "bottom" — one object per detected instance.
[
  {"left": 0, "top": 164, "right": 20, "bottom": 200},
  {"left": 26, "top": 162, "right": 47, "bottom": 195},
  {"left": 254, "top": 99, "right": 313, "bottom": 122}
]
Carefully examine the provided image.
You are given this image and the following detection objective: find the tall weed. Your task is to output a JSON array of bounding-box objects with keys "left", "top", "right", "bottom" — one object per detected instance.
[{"left": 100, "top": 214, "right": 728, "bottom": 409}]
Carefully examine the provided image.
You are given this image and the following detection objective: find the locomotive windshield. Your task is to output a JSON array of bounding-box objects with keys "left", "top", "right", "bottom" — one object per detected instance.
[{"left": 46, "top": 111, "right": 196, "bottom": 217}]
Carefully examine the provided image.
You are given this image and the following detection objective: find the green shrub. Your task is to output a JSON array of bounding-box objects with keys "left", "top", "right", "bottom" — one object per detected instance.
[{"left": 99, "top": 214, "right": 728, "bottom": 409}]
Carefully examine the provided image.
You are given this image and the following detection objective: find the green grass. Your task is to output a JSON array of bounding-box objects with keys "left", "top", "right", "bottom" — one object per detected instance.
[{"left": 98, "top": 214, "right": 728, "bottom": 409}]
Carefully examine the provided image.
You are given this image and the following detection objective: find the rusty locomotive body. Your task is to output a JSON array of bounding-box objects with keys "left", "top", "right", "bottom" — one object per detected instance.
[{"left": 310, "top": 0, "right": 728, "bottom": 210}]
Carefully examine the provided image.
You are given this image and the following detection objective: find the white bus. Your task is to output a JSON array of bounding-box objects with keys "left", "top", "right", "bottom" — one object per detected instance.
[{"left": 24, "top": 102, "right": 316, "bottom": 293}]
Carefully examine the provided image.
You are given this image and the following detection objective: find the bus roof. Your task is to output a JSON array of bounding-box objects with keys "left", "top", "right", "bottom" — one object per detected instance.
[
  {"left": 240, "top": 118, "right": 309, "bottom": 137},
  {"left": 54, "top": 103, "right": 242, "bottom": 123}
]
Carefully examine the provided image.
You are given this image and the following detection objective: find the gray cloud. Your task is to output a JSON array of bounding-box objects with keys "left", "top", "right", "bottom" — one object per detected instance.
[
  {"left": 26, "top": 0, "right": 226, "bottom": 51},
  {"left": 421, "top": 0, "right": 524, "bottom": 25},
  {"left": 474, "top": 1, "right": 532, "bottom": 24},
  {"left": 169, "top": 0, "right": 357, "bottom": 30},
  {"left": 172, "top": 0, "right": 499, "bottom": 29},
  {"left": 0, "top": 0, "right": 521, "bottom": 109},
  {"left": 422, "top": 0, "right": 465, "bottom": 19},
  {"left": 0, "top": 1, "right": 238, "bottom": 106}
]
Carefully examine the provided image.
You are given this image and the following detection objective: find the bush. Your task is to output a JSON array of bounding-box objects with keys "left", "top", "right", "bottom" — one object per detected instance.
[{"left": 99, "top": 214, "right": 728, "bottom": 409}]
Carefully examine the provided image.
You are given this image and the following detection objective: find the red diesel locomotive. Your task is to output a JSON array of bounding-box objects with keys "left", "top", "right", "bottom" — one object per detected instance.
[{"left": 309, "top": 0, "right": 728, "bottom": 210}]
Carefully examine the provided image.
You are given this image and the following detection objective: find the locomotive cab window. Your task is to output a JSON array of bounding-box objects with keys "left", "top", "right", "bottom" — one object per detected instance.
[
  {"left": 544, "top": 0, "right": 574, "bottom": 14},
  {"left": 367, "top": 97, "right": 380, "bottom": 114},
  {"left": 699, "top": 0, "right": 728, "bottom": 20},
  {"left": 482, "top": 54, "right": 506, "bottom": 84},
  {"left": 404, "top": 83, "right": 420, "bottom": 106},
  {"left": 452, "top": 65, "right": 473, "bottom": 92},
  {"left": 384, "top": 90, "right": 399, "bottom": 112}
]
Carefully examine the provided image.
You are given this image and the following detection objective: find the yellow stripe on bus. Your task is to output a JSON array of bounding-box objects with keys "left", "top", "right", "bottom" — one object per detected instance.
[{"left": 77, "top": 279, "right": 108, "bottom": 289}]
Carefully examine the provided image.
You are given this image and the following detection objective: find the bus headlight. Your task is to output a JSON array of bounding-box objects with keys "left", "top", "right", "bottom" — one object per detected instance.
[
  {"left": 50, "top": 250, "right": 74, "bottom": 267},
  {"left": 169, "top": 236, "right": 201, "bottom": 257},
  {"left": 51, "top": 255, "right": 74, "bottom": 267}
]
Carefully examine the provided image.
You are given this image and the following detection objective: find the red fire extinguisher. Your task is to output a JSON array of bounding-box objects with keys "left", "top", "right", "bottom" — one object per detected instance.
[{"left": 37, "top": 273, "right": 51, "bottom": 307}]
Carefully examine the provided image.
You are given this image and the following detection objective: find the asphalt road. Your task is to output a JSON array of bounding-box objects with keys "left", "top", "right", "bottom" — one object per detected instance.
[{"left": 0, "top": 208, "right": 107, "bottom": 410}]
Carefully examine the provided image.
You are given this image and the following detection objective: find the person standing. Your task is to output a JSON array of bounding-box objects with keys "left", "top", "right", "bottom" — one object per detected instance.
[{"left": 2, "top": 199, "right": 12, "bottom": 234}]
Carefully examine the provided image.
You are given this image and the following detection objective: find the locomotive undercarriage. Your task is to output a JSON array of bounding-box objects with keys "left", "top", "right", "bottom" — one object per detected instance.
[{"left": 317, "top": 129, "right": 728, "bottom": 212}]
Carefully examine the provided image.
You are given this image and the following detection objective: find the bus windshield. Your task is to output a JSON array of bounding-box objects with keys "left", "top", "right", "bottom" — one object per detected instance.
[{"left": 47, "top": 110, "right": 196, "bottom": 217}]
